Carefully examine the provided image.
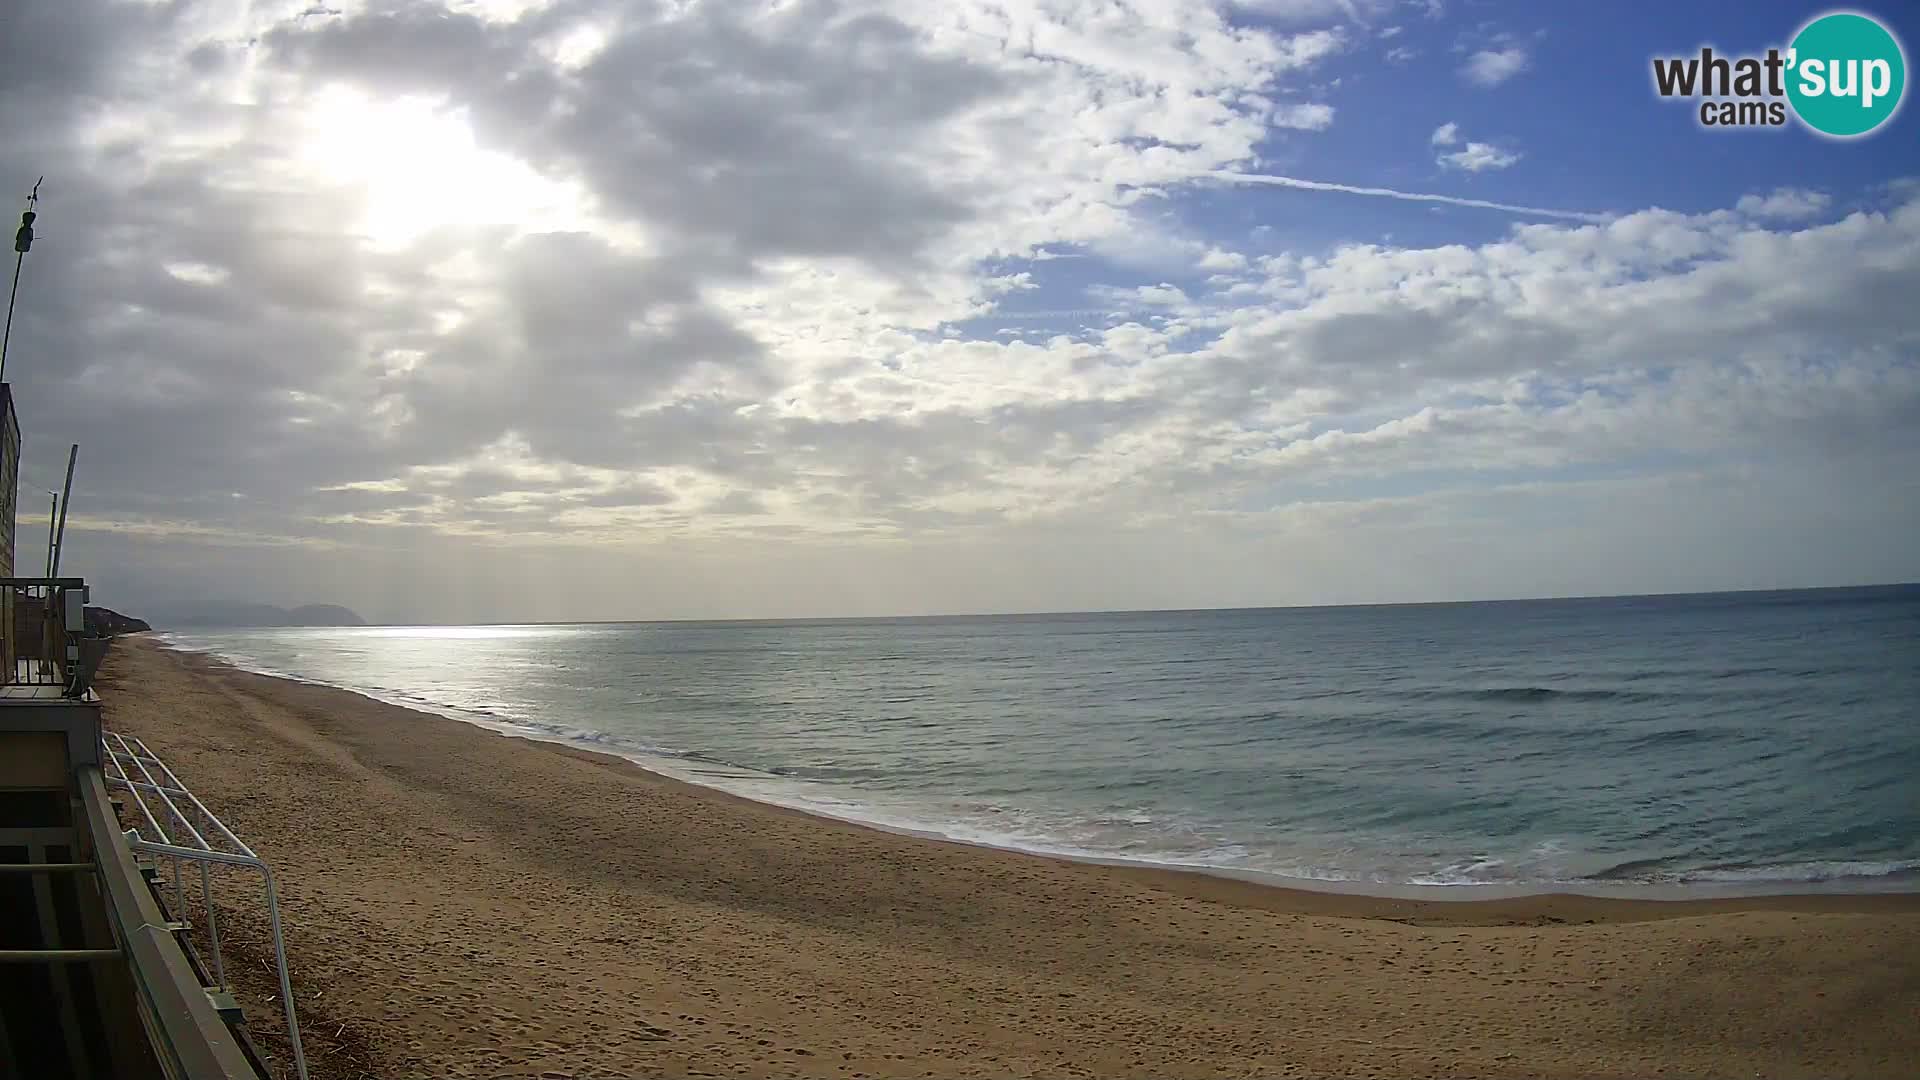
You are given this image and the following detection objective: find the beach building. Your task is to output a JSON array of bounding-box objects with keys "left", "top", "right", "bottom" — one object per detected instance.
[{"left": 0, "top": 379, "right": 293, "bottom": 1078}]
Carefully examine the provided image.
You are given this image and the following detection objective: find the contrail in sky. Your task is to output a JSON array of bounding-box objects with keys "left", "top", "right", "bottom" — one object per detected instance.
[{"left": 1210, "top": 171, "right": 1615, "bottom": 224}]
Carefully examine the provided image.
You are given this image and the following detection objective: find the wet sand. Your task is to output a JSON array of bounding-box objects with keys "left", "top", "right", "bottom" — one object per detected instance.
[{"left": 97, "top": 636, "right": 1920, "bottom": 1080}]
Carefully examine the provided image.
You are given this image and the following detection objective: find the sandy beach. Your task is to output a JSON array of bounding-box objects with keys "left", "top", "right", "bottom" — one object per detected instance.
[{"left": 96, "top": 636, "right": 1920, "bottom": 1080}]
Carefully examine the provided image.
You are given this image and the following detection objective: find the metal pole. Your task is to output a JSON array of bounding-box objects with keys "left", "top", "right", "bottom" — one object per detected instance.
[
  {"left": 0, "top": 250, "right": 23, "bottom": 384},
  {"left": 200, "top": 861, "right": 226, "bottom": 988},
  {"left": 50, "top": 443, "right": 76, "bottom": 577},
  {"left": 261, "top": 865, "right": 308, "bottom": 1080},
  {"left": 39, "top": 491, "right": 59, "bottom": 669},
  {"left": 119, "top": 833, "right": 308, "bottom": 1080},
  {"left": 44, "top": 493, "right": 56, "bottom": 577}
]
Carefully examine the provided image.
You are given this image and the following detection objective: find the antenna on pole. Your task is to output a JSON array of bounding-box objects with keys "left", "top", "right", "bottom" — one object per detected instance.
[
  {"left": 50, "top": 443, "right": 76, "bottom": 579},
  {"left": 0, "top": 177, "right": 42, "bottom": 386}
]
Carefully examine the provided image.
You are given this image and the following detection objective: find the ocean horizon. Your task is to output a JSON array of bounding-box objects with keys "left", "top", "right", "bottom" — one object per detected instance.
[
  {"left": 158, "top": 583, "right": 1920, "bottom": 897},
  {"left": 154, "top": 580, "right": 1920, "bottom": 630}
]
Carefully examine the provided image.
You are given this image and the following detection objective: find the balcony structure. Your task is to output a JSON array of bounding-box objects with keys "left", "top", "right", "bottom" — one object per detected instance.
[{"left": 0, "top": 577, "right": 297, "bottom": 1076}]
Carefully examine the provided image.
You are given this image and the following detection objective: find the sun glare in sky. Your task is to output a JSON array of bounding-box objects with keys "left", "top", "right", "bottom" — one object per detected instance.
[{"left": 297, "top": 88, "right": 583, "bottom": 248}]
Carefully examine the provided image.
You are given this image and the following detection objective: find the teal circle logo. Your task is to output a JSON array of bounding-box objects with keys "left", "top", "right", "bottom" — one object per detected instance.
[{"left": 1786, "top": 12, "right": 1906, "bottom": 137}]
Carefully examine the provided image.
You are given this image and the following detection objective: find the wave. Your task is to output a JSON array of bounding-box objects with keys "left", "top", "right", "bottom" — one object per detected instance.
[
  {"left": 1280, "top": 708, "right": 1743, "bottom": 750},
  {"left": 1612, "top": 726, "right": 1749, "bottom": 752},
  {"left": 1443, "top": 686, "right": 1697, "bottom": 704},
  {"left": 1368, "top": 686, "right": 1719, "bottom": 705},
  {"left": 1581, "top": 855, "right": 1692, "bottom": 881},
  {"left": 1470, "top": 686, "right": 1577, "bottom": 702},
  {"left": 1586, "top": 858, "right": 1920, "bottom": 887}
]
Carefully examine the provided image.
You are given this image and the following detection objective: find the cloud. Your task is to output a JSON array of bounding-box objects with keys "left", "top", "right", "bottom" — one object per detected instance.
[
  {"left": 1737, "top": 188, "right": 1833, "bottom": 220},
  {"left": 1385, "top": 46, "right": 1418, "bottom": 63},
  {"left": 1122, "top": 283, "right": 1191, "bottom": 307},
  {"left": 1234, "top": 0, "right": 1395, "bottom": 24},
  {"left": 1272, "top": 103, "right": 1336, "bottom": 130},
  {"left": 1439, "top": 141, "right": 1521, "bottom": 172},
  {"left": 1273, "top": 27, "right": 1348, "bottom": 67},
  {"left": 1462, "top": 46, "right": 1528, "bottom": 86},
  {"left": 1198, "top": 248, "right": 1250, "bottom": 272},
  {"left": 2, "top": 0, "right": 1915, "bottom": 621},
  {"left": 1430, "top": 122, "right": 1518, "bottom": 171}
]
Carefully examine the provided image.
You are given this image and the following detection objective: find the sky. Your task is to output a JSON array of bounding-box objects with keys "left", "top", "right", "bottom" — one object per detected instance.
[{"left": 0, "top": 0, "right": 1916, "bottom": 623}]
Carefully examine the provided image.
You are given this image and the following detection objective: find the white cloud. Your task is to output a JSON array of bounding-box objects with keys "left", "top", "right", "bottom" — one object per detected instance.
[
  {"left": 1198, "top": 248, "right": 1250, "bottom": 272},
  {"left": 1273, "top": 28, "right": 1348, "bottom": 68},
  {"left": 1462, "top": 46, "right": 1528, "bottom": 86},
  {"left": 1234, "top": 0, "right": 1396, "bottom": 24},
  {"left": 8, "top": 0, "right": 1918, "bottom": 620},
  {"left": 1272, "top": 103, "right": 1336, "bottom": 130},
  {"left": 1439, "top": 140, "right": 1521, "bottom": 171},
  {"left": 1131, "top": 283, "right": 1191, "bottom": 307},
  {"left": 1736, "top": 188, "right": 1833, "bottom": 220},
  {"left": 1429, "top": 122, "right": 1519, "bottom": 171},
  {"left": 1385, "top": 46, "right": 1418, "bottom": 63}
]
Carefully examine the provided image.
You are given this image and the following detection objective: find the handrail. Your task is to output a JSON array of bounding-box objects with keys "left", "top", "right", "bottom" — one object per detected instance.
[
  {"left": 78, "top": 769, "right": 260, "bottom": 1080},
  {"left": 0, "top": 948, "right": 122, "bottom": 961},
  {"left": 102, "top": 732, "right": 307, "bottom": 1080}
]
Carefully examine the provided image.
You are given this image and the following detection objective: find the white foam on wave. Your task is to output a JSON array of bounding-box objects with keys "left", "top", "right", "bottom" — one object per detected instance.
[{"left": 1671, "top": 859, "right": 1920, "bottom": 885}]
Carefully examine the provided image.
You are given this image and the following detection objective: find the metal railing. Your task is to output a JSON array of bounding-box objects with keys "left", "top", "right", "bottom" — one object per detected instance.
[
  {"left": 2, "top": 576, "right": 105, "bottom": 695},
  {"left": 78, "top": 769, "right": 262, "bottom": 1080},
  {"left": 103, "top": 731, "right": 308, "bottom": 1080}
]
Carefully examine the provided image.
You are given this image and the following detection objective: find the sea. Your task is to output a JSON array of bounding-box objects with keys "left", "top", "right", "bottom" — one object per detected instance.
[{"left": 157, "top": 585, "right": 1920, "bottom": 897}]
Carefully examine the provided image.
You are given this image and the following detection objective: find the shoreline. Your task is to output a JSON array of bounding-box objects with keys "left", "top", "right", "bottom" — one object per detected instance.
[
  {"left": 96, "top": 635, "right": 1920, "bottom": 1079},
  {"left": 152, "top": 632, "right": 1919, "bottom": 909},
  {"left": 534, "top": 736, "right": 1920, "bottom": 928}
]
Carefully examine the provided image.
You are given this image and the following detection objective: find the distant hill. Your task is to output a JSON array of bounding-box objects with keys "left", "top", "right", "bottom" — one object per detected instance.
[
  {"left": 165, "top": 603, "right": 368, "bottom": 628},
  {"left": 84, "top": 606, "right": 152, "bottom": 636},
  {"left": 285, "top": 604, "right": 367, "bottom": 626}
]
